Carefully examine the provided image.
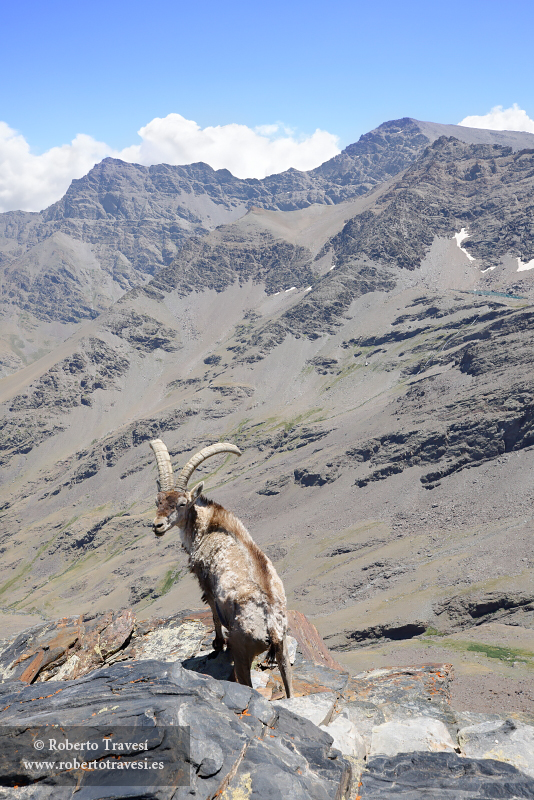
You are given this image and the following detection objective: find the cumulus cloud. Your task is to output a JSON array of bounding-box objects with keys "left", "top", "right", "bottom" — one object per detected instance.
[
  {"left": 0, "top": 122, "right": 111, "bottom": 214},
  {"left": 0, "top": 114, "right": 340, "bottom": 213},
  {"left": 119, "top": 114, "right": 339, "bottom": 179},
  {"left": 458, "top": 103, "right": 534, "bottom": 133}
]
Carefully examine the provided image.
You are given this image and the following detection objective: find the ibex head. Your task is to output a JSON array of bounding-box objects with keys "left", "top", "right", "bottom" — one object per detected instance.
[{"left": 149, "top": 439, "right": 242, "bottom": 536}]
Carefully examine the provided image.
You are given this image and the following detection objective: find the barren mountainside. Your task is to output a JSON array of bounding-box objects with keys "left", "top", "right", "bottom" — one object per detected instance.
[{"left": 0, "top": 117, "right": 533, "bottom": 719}]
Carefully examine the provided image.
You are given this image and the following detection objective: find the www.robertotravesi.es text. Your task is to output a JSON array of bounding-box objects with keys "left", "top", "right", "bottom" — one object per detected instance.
[{"left": 23, "top": 758, "right": 165, "bottom": 771}]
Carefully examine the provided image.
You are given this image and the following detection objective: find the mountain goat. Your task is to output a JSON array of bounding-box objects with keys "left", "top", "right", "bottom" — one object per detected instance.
[{"left": 149, "top": 439, "right": 292, "bottom": 697}]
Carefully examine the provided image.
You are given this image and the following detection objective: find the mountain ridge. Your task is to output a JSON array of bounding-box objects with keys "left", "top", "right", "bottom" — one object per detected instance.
[
  {"left": 0, "top": 116, "right": 533, "bottom": 717},
  {"left": 2, "top": 118, "right": 534, "bottom": 350}
]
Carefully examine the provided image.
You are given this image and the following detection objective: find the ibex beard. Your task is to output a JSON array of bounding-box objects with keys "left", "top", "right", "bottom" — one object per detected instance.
[{"left": 150, "top": 439, "right": 293, "bottom": 698}]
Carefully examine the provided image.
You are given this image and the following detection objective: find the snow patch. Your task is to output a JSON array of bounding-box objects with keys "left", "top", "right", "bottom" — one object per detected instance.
[
  {"left": 480, "top": 266, "right": 496, "bottom": 273},
  {"left": 305, "top": 286, "right": 312, "bottom": 292},
  {"left": 329, "top": 265, "right": 335, "bottom": 271},
  {"left": 453, "top": 229, "right": 475, "bottom": 262},
  {"left": 517, "top": 257, "right": 534, "bottom": 272},
  {"left": 285, "top": 287, "right": 296, "bottom": 292}
]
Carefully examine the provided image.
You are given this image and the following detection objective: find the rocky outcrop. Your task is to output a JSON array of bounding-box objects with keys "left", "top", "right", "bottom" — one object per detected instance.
[
  {"left": 1, "top": 262, "right": 100, "bottom": 323},
  {"left": 149, "top": 228, "right": 315, "bottom": 298},
  {"left": 281, "top": 300, "right": 534, "bottom": 491},
  {"left": 359, "top": 751, "right": 534, "bottom": 798},
  {"left": 103, "top": 310, "right": 180, "bottom": 353},
  {"left": 39, "top": 407, "right": 201, "bottom": 495},
  {"left": 434, "top": 592, "right": 534, "bottom": 631},
  {"left": 8, "top": 338, "right": 129, "bottom": 413},
  {"left": 0, "top": 659, "right": 350, "bottom": 798},
  {"left": 0, "top": 418, "right": 65, "bottom": 469},
  {"left": 326, "top": 138, "right": 534, "bottom": 273},
  {"left": 0, "top": 611, "right": 533, "bottom": 798}
]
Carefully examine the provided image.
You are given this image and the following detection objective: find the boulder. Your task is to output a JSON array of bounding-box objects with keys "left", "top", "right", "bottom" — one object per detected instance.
[
  {"left": 0, "top": 660, "right": 350, "bottom": 799},
  {"left": 458, "top": 718, "right": 534, "bottom": 779},
  {"left": 273, "top": 690, "right": 337, "bottom": 727},
  {"left": 359, "top": 751, "right": 534, "bottom": 799},
  {"left": 320, "top": 714, "right": 366, "bottom": 758},
  {"left": 370, "top": 716, "right": 456, "bottom": 756}
]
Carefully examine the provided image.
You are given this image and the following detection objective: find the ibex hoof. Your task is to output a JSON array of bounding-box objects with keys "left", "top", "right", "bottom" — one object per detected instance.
[{"left": 212, "top": 636, "right": 226, "bottom": 652}]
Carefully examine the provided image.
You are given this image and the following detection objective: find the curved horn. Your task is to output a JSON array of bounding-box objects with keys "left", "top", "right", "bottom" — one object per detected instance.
[
  {"left": 149, "top": 439, "right": 174, "bottom": 492},
  {"left": 174, "top": 442, "right": 242, "bottom": 491}
]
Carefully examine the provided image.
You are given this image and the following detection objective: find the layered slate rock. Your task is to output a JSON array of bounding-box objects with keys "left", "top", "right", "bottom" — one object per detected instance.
[
  {"left": 0, "top": 609, "right": 342, "bottom": 690},
  {"left": 359, "top": 752, "right": 534, "bottom": 799},
  {"left": 0, "top": 660, "right": 350, "bottom": 799},
  {"left": 1, "top": 612, "right": 534, "bottom": 798}
]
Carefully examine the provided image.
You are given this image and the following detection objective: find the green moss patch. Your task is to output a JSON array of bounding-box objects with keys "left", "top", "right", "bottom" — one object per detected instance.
[
  {"left": 423, "top": 634, "right": 534, "bottom": 666},
  {"left": 466, "top": 642, "right": 534, "bottom": 665}
]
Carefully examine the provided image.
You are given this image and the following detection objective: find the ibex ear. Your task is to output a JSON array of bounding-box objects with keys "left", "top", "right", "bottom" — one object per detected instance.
[{"left": 190, "top": 481, "right": 204, "bottom": 502}]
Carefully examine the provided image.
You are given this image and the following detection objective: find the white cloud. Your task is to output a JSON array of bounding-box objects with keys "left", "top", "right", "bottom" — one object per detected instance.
[
  {"left": 254, "top": 123, "right": 281, "bottom": 136},
  {"left": 0, "top": 114, "right": 340, "bottom": 213},
  {"left": 119, "top": 114, "right": 339, "bottom": 179},
  {"left": 0, "top": 122, "right": 111, "bottom": 214},
  {"left": 458, "top": 103, "right": 534, "bottom": 133}
]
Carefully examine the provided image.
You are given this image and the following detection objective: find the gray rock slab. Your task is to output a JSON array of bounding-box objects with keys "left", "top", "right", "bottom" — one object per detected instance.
[
  {"left": 359, "top": 751, "right": 534, "bottom": 799},
  {"left": 380, "top": 698, "right": 459, "bottom": 739},
  {"left": 181, "top": 647, "right": 235, "bottom": 682},
  {"left": 0, "top": 660, "right": 350, "bottom": 800},
  {"left": 320, "top": 714, "right": 366, "bottom": 758},
  {"left": 219, "top": 680, "right": 253, "bottom": 712},
  {"left": 248, "top": 692, "right": 277, "bottom": 726},
  {"left": 228, "top": 727, "right": 350, "bottom": 800},
  {"left": 458, "top": 718, "right": 534, "bottom": 779},
  {"left": 272, "top": 691, "right": 337, "bottom": 727},
  {"left": 454, "top": 709, "right": 534, "bottom": 728},
  {"left": 346, "top": 665, "right": 452, "bottom": 709},
  {"left": 292, "top": 656, "right": 350, "bottom": 693},
  {"left": 338, "top": 701, "right": 386, "bottom": 753},
  {"left": 454, "top": 710, "right": 511, "bottom": 728},
  {"left": 370, "top": 716, "right": 456, "bottom": 756},
  {"left": 136, "top": 619, "right": 208, "bottom": 661},
  {"left": 272, "top": 706, "right": 351, "bottom": 789}
]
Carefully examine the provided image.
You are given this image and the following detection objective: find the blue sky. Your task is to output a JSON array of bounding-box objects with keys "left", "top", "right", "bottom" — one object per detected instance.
[{"left": 1, "top": 0, "right": 533, "bottom": 211}]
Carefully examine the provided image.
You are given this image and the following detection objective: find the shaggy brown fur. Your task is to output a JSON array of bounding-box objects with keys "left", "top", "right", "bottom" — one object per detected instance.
[{"left": 153, "top": 488, "right": 292, "bottom": 696}]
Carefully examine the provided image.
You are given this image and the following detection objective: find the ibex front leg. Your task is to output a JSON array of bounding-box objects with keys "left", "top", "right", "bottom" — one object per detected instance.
[{"left": 205, "top": 594, "right": 226, "bottom": 652}]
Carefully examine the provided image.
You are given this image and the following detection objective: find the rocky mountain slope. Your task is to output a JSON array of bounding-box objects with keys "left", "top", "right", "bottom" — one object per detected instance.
[
  {"left": 0, "top": 118, "right": 533, "bottom": 720},
  {"left": 0, "top": 609, "right": 533, "bottom": 798},
  {"left": 1, "top": 117, "right": 534, "bottom": 376}
]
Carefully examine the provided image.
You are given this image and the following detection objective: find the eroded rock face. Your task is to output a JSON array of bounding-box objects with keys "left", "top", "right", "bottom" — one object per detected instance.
[
  {"left": 359, "top": 752, "right": 534, "bottom": 799},
  {"left": 0, "top": 660, "right": 350, "bottom": 799},
  {"left": 8, "top": 338, "right": 129, "bottom": 413}
]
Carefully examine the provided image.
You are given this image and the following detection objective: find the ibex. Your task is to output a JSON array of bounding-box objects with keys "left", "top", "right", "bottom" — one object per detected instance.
[{"left": 149, "top": 439, "right": 293, "bottom": 697}]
